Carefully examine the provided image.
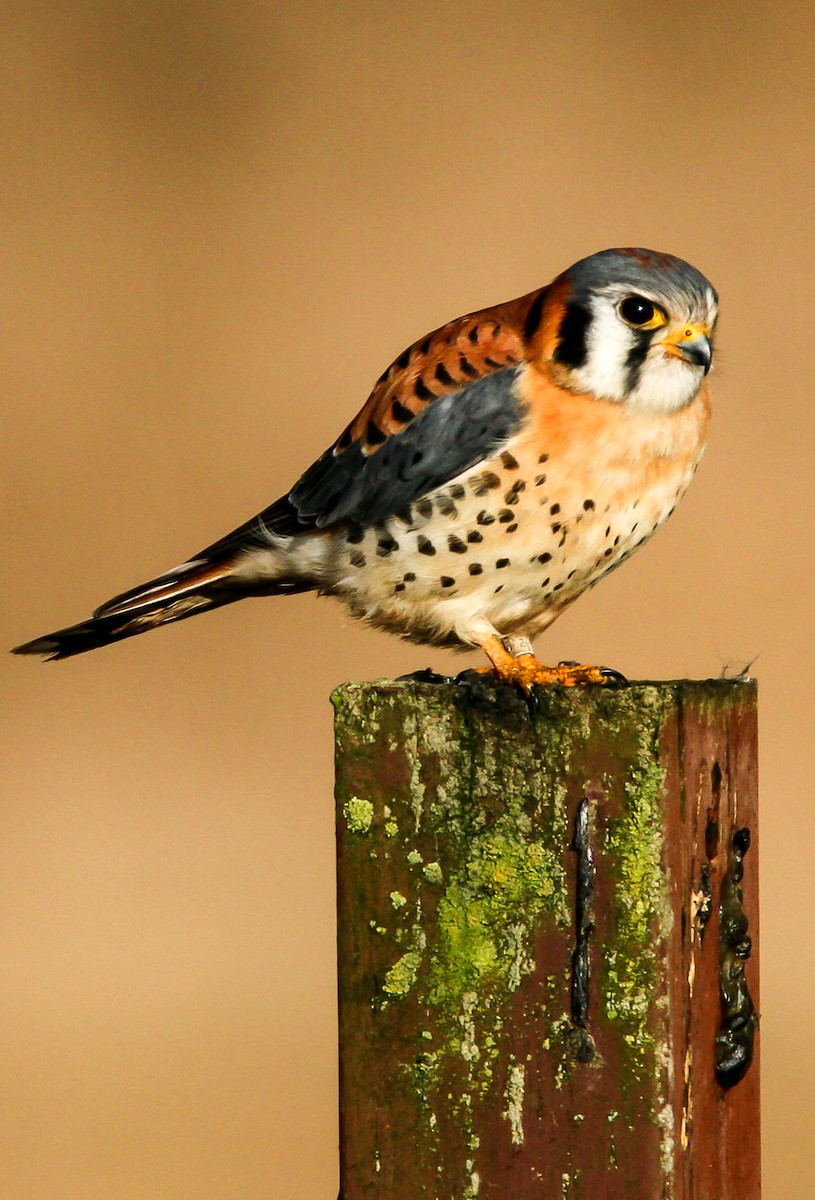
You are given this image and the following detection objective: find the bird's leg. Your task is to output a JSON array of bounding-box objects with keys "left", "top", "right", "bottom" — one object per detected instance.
[{"left": 478, "top": 634, "right": 625, "bottom": 691}]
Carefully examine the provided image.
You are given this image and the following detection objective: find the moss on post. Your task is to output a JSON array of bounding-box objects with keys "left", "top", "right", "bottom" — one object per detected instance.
[{"left": 334, "top": 678, "right": 759, "bottom": 1200}]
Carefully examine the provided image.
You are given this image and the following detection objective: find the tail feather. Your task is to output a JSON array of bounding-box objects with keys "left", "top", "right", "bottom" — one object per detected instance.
[
  {"left": 13, "top": 554, "right": 312, "bottom": 661},
  {"left": 93, "top": 560, "right": 233, "bottom": 619}
]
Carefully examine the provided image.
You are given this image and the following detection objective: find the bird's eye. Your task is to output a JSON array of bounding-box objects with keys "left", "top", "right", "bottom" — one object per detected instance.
[{"left": 618, "top": 295, "right": 666, "bottom": 329}]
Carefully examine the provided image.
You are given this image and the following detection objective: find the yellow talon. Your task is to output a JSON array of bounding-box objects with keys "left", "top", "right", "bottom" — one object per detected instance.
[{"left": 477, "top": 636, "right": 626, "bottom": 692}]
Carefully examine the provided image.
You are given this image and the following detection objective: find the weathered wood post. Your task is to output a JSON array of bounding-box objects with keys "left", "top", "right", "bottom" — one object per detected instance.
[{"left": 333, "top": 678, "right": 759, "bottom": 1200}]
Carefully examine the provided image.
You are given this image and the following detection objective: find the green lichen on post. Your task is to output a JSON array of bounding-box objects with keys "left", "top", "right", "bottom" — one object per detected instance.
[
  {"left": 423, "top": 861, "right": 443, "bottom": 884},
  {"left": 382, "top": 948, "right": 423, "bottom": 997},
  {"left": 601, "top": 724, "right": 672, "bottom": 1094},
  {"left": 333, "top": 680, "right": 752, "bottom": 1194},
  {"left": 385, "top": 699, "right": 581, "bottom": 1119},
  {"left": 378, "top": 792, "right": 572, "bottom": 1127},
  {"left": 334, "top": 680, "right": 585, "bottom": 1162},
  {"left": 343, "top": 795, "right": 374, "bottom": 834}
]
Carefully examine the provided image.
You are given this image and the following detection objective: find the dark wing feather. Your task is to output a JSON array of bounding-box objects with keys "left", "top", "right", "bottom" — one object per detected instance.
[
  {"left": 290, "top": 368, "right": 524, "bottom": 528},
  {"left": 190, "top": 285, "right": 547, "bottom": 559},
  {"left": 286, "top": 288, "right": 553, "bottom": 529}
]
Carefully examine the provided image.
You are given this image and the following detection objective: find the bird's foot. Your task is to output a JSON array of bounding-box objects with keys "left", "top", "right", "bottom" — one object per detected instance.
[
  {"left": 477, "top": 636, "right": 626, "bottom": 694},
  {"left": 511, "top": 655, "right": 627, "bottom": 690}
]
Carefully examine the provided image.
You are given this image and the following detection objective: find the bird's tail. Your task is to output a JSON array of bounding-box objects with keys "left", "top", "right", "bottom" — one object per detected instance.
[{"left": 12, "top": 548, "right": 312, "bottom": 661}]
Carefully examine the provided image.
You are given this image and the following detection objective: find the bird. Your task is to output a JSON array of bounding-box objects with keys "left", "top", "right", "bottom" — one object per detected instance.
[{"left": 13, "top": 247, "right": 717, "bottom": 689}]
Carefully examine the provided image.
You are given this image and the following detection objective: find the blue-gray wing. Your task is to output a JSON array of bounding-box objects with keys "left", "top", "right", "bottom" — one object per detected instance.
[
  {"left": 288, "top": 367, "right": 526, "bottom": 529},
  {"left": 192, "top": 288, "right": 545, "bottom": 558}
]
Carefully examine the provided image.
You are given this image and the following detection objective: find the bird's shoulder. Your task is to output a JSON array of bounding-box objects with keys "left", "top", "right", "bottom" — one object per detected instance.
[{"left": 340, "top": 286, "right": 547, "bottom": 455}]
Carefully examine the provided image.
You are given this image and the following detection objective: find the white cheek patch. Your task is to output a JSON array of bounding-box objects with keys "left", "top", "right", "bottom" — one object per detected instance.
[
  {"left": 628, "top": 353, "right": 702, "bottom": 413},
  {"left": 570, "top": 297, "right": 634, "bottom": 402}
]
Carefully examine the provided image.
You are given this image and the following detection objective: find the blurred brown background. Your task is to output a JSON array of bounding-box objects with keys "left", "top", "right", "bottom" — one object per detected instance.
[{"left": 2, "top": 3, "right": 813, "bottom": 1196}]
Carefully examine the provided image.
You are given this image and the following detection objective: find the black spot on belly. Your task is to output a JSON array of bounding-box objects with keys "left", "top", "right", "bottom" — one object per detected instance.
[
  {"left": 415, "top": 498, "right": 433, "bottom": 518},
  {"left": 346, "top": 524, "right": 365, "bottom": 545},
  {"left": 415, "top": 378, "right": 434, "bottom": 401},
  {"left": 538, "top": 552, "right": 552, "bottom": 564},
  {"left": 496, "top": 558, "right": 510, "bottom": 569},
  {"left": 550, "top": 503, "right": 560, "bottom": 515},
  {"left": 448, "top": 534, "right": 467, "bottom": 554},
  {"left": 467, "top": 530, "right": 483, "bottom": 543},
  {"left": 349, "top": 550, "right": 366, "bottom": 567},
  {"left": 459, "top": 354, "right": 478, "bottom": 378},
  {"left": 477, "top": 510, "right": 496, "bottom": 526},
  {"left": 504, "top": 480, "right": 526, "bottom": 504},
  {"left": 583, "top": 498, "right": 595, "bottom": 511},
  {"left": 498, "top": 509, "right": 514, "bottom": 524},
  {"left": 394, "top": 582, "right": 406, "bottom": 593},
  {"left": 449, "top": 483, "right": 466, "bottom": 500},
  {"left": 468, "top": 563, "right": 483, "bottom": 575},
  {"left": 535, "top": 474, "right": 547, "bottom": 486},
  {"left": 540, "top": 577, "right": 550, "bottom": 587},
  {"left": 551, "top": 522, "right": 561, "bottom": 533},
  {"left": 377, "top": 534, "right": 399, "bottom": 557},
  {"left": 472, "top": 472, "right": 501, "bottom": 496},
  {"left": 505, "top": 523, "right": 518, "bottom": 533},
  {"left": 500, "top": 451, "right": 520, "bottom": 470},
  {"left": 435, "top": 362, "right": 455, "bottom": 387},
  {"left": 538, "top": 453, "right": 549, "bottom": 464},
  {"left": 418, "top": 536, "right": 436, "bottom": 556},
  {"left": 436, "top": 494, "right": 458, "bottom": 517},
  {"left": 440, "top": 576, "right": 455, "bottom": 588},
  {"left": 403, "top": 572, "right": 416, "bottom": 582}
]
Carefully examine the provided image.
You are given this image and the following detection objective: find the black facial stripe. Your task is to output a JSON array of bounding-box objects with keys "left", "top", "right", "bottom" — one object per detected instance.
[
  {"left": 624, "top": 332, "right": 653, "bottom": 391},
  {"left": 553, "top": 303, "right": 592, "bottom": 370},
  {"left": 523, "top": 290, "right": 547, "bottom": 343}
]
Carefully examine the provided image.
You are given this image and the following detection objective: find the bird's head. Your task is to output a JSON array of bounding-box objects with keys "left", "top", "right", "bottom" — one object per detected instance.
[{"left": 537, "top": 247, "right": 718, "bottom": 413}]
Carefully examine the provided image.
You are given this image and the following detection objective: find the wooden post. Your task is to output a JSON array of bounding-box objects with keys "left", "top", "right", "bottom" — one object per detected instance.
[{"left": 333, "top": 679, "right": 759, "bottom": 1200}]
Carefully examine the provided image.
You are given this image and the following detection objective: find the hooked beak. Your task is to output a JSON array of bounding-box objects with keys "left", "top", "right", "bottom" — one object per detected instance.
[{"left": 662, "top": 322, "right": 712, "bottom": 375}]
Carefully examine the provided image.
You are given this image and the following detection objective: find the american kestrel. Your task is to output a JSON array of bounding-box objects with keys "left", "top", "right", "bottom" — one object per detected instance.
[{"left": 14, "top": 247, "right": 717, "bottom": 688}]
